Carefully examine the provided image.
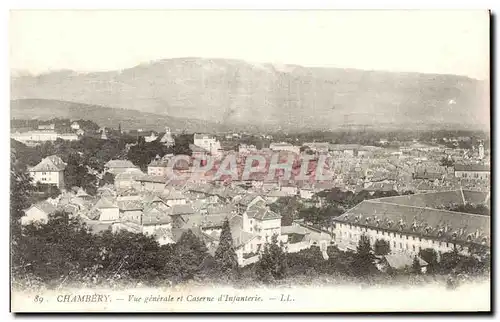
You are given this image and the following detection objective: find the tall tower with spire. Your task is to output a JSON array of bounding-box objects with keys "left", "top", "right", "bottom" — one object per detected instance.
[{"left": 478, "top": 142, "right": 485, "bottom": 160}]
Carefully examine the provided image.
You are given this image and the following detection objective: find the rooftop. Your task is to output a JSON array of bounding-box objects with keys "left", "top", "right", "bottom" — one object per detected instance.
[
  {"left": 334, "top": 190, "right": 490, "bottom": 246},
  {"left": 246, "top": 204, "right": 281, "bottom": 221},
  {"left": 29, "top": 155, "right": 66, "bottom": 172},
  {"left": 454, "top": 164, "right": 490, "bottom": 172},
  {"left": 169, "top": 204, "right": 195, "bottom": 216},
  {"left": 29, "top": 201, "right": 57, "bottom": 214},
  {"left": 105, "top": 160, "right": 138, "bottom": 169}
]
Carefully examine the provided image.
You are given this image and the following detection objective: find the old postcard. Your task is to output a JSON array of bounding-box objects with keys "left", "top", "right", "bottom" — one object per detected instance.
[{"left": 10, "top": 10, "right": 490, "bottom": 313}]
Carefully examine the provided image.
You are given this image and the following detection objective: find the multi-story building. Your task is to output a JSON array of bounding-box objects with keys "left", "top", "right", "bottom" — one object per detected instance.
[
  {"left": 11, "top": 130, "right": 79, "bottom": 144},
  {"left": 194, "top": 134, "right": 221, "bottom": 156},
  {"left": 333, "top": 190, "right": 490, "bottom": 257},
  {"left": 454, "top": 164, "right": 490, "bottom": 180},
  {"left": 28, "top": 155, "right": 66, "bottom": 188},
  {"left": 242, "top": 198, "right": 281, "bottom": 242},
  {"left": 148, "top": 158, "right": 170, "bottom": 177},
  {"left": 38, "top": 124, "right": 55, "bottom": 131}
]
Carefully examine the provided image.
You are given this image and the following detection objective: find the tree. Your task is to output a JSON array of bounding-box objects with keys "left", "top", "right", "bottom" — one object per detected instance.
[
  {"left": 373, "top": 239, "right": 391, "bottom": 256},
  {"left": 269, "top": 196, "right": 303, "bottom": 226},
  {"left": 352, "top": 234, "right": 376, "bottom": 276},
  {"left": 412, "top": 255, "right": 421, "bottom": 274},
  {"left": 255, "top": 234, "right": 287, "bottom": 283},
  {"left": 100, "top": 172, "right": 115, "bottom": 187},
  {"left": 439, "top": 248, "right": 462, "bottom": 274},
  {"left": 64, "top": 153, "right": 98, "bottom": 195},
  {"left": 419, "top": 248, "right": 438, "bottom": 274},
  {"left": 173, "top": 134, "right": 193, "bottom": 156},
  {"left": 214, "top": 218, "right": 239, "bottom": 277},
  {"left": 170, "top": 230, "right": 211, "bottom": 281}
]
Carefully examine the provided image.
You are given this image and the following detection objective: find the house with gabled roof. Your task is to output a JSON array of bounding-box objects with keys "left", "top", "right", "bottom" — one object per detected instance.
[
  {"left": 28, "top": 155, "right": 66, "bottom": 188},
  {"left": 242, "top": 202, "right": 281, "bottom": 243},
  {"left": 117, "top": 199, "right": 143, "bottom": 224},
  {"left": 21, "top": 201, "right": 57, "bottom": 225},
  {"left": 93, "top": 196, "right": 119, "bottom": 222},
  {"left": 105, "top": 160, "right": 139, "bottom": 175},
  {"left": 161, "top": 188, "right": 187, "bottom": 206},
  {"left": 142, "top": 206, "right": 172, "bottom": 235}
]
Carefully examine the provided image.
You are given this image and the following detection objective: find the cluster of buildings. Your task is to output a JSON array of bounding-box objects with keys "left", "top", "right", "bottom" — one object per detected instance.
[
  {"left": 22, "top": 168, "right": 333, "bottom": 266},
  {"left": 20, "top": 131, "right": 491, "bottom": 270},
  {"left": 11, "top": 121, "right": 83, "bottom": 146}
]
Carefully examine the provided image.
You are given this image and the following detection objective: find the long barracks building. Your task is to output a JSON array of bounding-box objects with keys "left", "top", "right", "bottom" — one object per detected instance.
[{"left": 333, "top": 189, "right": 490, "bottom": 257}]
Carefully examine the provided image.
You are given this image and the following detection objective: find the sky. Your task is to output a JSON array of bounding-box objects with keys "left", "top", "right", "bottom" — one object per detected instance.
[{"left": 9, "top": 10, "right": 490, "bottom": 79}]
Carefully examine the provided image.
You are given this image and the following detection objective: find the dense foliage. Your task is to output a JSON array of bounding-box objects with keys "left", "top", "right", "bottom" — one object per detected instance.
[
  {"left": 373, "top": 239, "right": 391, "bottom": 256},
  {"left": 352, "top": 234, "right": 377, "bottom": 276},
  {"left": 213, "top": 219, "right": 239, "bottom": 278},
  {"left": 255, "top": 234, "right": 288, "bottom": 283}
]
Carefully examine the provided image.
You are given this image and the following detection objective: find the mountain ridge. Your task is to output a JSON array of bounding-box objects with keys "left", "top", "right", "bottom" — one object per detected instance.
[{"left": 11, "top": 57, "right": 490, "bottom": 132}]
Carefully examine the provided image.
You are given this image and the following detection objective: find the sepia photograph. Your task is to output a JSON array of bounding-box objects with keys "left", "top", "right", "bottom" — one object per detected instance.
[{"left": 9, "top": 9, "right": 491, "bottom": 313}]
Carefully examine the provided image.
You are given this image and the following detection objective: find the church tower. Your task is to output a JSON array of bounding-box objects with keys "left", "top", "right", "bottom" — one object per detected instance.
[{"left": 478, "top": 142, "right": 485, "bottom": 160}]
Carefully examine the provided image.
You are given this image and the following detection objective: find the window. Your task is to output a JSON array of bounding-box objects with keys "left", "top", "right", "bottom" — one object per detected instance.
[
  {"left": 419, "top": 237, "right": 422, "bottom": 242},
  {"left": 412, "top": 245, "right": 415, "bottom": 251},
  {"left": 406, "top": 244, "right": 408, "bottom": 249},
  {"left": 399, "top": 243, "right": 402, "bottom": 249},
  {"left": 439, "top": 242, "right": 442, "bottom": 247},
  {"left": 399, "top": 234, "right": 402, "bottom": 238},
  {"left": 412, "top": 236, "right": 415, "bottom": 240},
  {"left": 406, "top": 235, "right": 408, "bottom": 240},
  {"left": 393, "top": 241, "right": 396, "bottom": 248},
  {"left": 382, "top": 231, "right": 385, "bottom": 236},
  {"left": 446, "top": 242, "right": 449, "bottom": 248}
]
